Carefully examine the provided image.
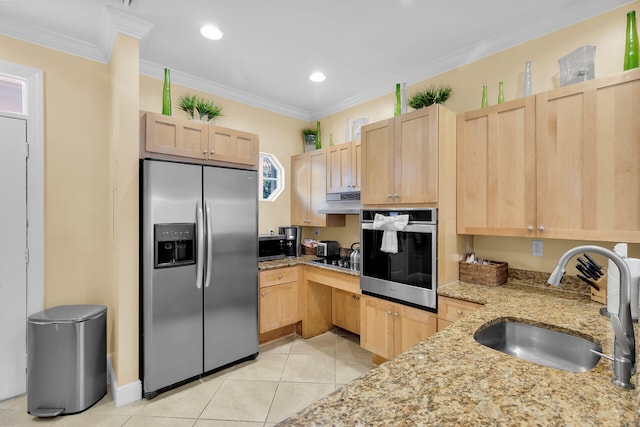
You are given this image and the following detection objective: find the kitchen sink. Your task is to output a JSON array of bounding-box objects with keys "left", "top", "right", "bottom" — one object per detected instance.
[{"left": 474, "top": 319, "right": 602, "bottom": 372}]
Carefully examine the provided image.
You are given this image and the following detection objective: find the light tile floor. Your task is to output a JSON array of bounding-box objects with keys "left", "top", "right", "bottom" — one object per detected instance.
[{"left": 0, "top": 329, "right": 374, "bottom": 427}]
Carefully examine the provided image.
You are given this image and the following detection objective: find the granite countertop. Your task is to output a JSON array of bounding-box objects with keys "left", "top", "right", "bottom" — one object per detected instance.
[
  {"left": 278, "top": 280, "right": 638, "bottom": 426},
  {"left": 258, "top": 255, "right": 360, "bottom": 276}
]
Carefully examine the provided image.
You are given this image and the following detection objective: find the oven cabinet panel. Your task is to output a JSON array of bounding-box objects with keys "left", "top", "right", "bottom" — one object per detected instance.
[
  {"left": 332, "top": 288, "right": 361, "bottom": 335},
  {"left": 395, "top": 305, "right": 437, "bottom": 355},
  {"left": 360, "top": 296, "right": 395, "bottom": 359},
  {"left": 436, "top": 296, "right": 482, "bottom": 332},
  {"left": 360, "top": 295, "right": 437, "bottom": 360},
  {"left": 259, "top": 267, "right": 300, "bottom": 334}
]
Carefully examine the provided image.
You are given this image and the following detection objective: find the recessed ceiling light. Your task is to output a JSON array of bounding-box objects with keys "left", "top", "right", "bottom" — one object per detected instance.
[
  {"left": 309, "top": 72, "right": 326, "bottom": 82},
  {"left": 200, "top": 25, "right": 223, "bottom": 40}
]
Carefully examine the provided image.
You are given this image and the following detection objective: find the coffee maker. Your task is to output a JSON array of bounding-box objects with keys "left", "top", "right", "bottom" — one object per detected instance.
[{"left": 278, "top": 226, "right": 302, "bottom": 257}]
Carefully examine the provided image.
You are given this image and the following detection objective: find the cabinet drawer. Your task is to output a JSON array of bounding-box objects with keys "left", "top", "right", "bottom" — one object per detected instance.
[
  {"left": 438, "top": 296, "right": 482, "bottom": 322},
  {"left": 259, "top": 267, "right": 299, "bottom": 288}
]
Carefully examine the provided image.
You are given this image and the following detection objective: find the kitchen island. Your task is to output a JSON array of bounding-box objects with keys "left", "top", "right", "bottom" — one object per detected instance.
[{"left": 277, "top": 280, "right": 637, "bottom": 426}]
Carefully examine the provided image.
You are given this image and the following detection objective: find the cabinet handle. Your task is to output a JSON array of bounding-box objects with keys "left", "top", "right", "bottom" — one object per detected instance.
[
  {"left": 456, "top": 310, "right": 463, "bottom": 316},
  {"left": 393, "top": 194, "right": 399, "bottom": 199},
  {"left": 261, "top": 291, "right": 266, "bottom": 297},
  {"left": 304, "top": 219, "right": 310, "bottom": 223},
  {"left": 278, "top": 274, "right": 283, "bottom": 279},
  {"left": 527, "top": 225, "right": 534, "bottom": 231},
  {"left": 387, "top": 310, "right": 392, "bottom": 315},
  {"left": 394, "top": 312, "right": 399, "bottom": 317},
  {"left": 209, "top": 150, "right": 215, "bottom": 156},
  {"left": 387, "top": 194, "right": 392, "bottom": 199},
  {"left": 538, "top": 225, "right": 545, "bottom": 232},
  {"left": 203, "top": 150, "right": 208, "bottom": 155}
]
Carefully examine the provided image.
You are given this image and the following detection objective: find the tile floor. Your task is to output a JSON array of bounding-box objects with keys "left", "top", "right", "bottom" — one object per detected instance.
[{"left": 0, "top": 329, "right": 374, "bottom": 426}]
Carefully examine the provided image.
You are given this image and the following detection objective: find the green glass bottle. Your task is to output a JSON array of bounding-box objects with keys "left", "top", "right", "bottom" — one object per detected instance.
[
  {"left": 497, "top": 81, "right": 505, "bottom": 104},
  {"left": 162, "top": 68, "right": 172, "bottom": 116},
  {"left": 394, "top": 83, "right": 401, "bottom": 116},
  {"left": 481, "top": 85, "right": 488, "bottom": 108},
  {"left": 624, "top": 10, "right": 639, "bottom": 71},
  {"left": 316, "top": 121, "right": 321, "bottom": 149}
]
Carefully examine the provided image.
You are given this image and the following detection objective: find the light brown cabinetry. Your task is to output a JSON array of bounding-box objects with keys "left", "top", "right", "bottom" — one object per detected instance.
[
  {"left": 361, "top": 106, "right": 440, "bottom": 205},
  {"left": 259, "top": 267, "right": 300, "bottom": 333},
  {"left": 291, "top": 150, "right": 345, "bottom": 227},
  {"left": 332, "top": 288, "right": 360, "bottom": 334},
  {"left": 457, "top": 97, "right": 536, "bottom": 236},
  {"left": 141, "top": 111, "right": 259, "bottom": 169},
  {"left": 360, "top": 295, "right": 437, "bottom": 360},
  {"left": 436, "top": 296, "right": 482, "bottom": 332},
  {"left": 457, "top": 69, "right": 640, "bottom": 242},
  {"left": 326, "top": 140, "right": 361, "bottom": 193}
]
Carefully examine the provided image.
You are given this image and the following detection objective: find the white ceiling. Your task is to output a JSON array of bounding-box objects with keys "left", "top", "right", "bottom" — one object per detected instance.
[{"left": 0, "top": 0, "right": 634, "bottom": 121}]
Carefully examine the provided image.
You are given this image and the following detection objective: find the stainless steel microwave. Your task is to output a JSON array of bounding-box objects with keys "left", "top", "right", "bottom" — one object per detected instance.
[{"left": 258, "top": 234, "right": 286, "bottom": 261}]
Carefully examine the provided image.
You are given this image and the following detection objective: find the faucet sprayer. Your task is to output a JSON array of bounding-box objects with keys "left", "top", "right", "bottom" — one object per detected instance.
[{"left": 548, "top": 245, "right": 636, "bottom": 389}]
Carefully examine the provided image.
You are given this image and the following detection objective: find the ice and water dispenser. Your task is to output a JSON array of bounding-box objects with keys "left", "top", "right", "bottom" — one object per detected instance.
[{"left": 154, "top": 223, "right": 196, "bottom": 268}]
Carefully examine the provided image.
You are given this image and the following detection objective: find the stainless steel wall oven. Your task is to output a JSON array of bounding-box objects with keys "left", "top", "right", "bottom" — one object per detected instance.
[{"left": 360, "top": 208, "right": 437, "bottom": 312}]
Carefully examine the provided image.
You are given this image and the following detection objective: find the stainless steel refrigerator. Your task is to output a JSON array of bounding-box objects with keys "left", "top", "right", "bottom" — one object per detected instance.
[{"left": 140, "top": 159, "right": 258, "bottom": 398}]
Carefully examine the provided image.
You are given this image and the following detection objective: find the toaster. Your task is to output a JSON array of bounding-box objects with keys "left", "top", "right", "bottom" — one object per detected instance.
[{"left": 317, "top": 240, "right": 340, "bottom": 257}]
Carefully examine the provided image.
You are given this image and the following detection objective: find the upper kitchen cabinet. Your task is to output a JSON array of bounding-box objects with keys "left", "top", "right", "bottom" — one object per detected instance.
[
  {"left": 536, "top": 70, "right": 640, "bottom": 242},
  {"left": 326, "top": 140, "right": 361, "bottom": 193},
  {"left": 457, "top": 69, "right": 640, "bottom": 242},
  {"left": 291, "top": 149, "right": 346, "bottom": 227},
  {"left": 208, "top": 126, "right": 258, "bottom": 168},
  {"left": 140, "top": 111, "right": 259, "bottom": 170},
  {"left": 361, "top": 105, "right": 447, "bottom": 205},
  {"left": 457, "top": 97, "right": 536, "bottom": 236}
]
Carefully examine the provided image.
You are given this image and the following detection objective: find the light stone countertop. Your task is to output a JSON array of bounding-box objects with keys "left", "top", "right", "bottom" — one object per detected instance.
[
  {"left": 258, "top": 255, "right": 360, "bottom": 276},
  {"left": 277, "top": 280, "right": 638, "bottom": 426}
]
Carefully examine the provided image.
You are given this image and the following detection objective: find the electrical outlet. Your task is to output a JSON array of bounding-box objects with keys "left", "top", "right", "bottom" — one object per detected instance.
[
  {"left": 532, "top": 240, "right": 544, "bottom": 257},
  {"left": 314, "top": 228, "right": 320, "bottom": 236},
  {"left": 268, "top": 227, "right": 275, "bottom": 235}
]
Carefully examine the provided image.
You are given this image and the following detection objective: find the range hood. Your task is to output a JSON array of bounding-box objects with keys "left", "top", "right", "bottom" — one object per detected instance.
[{"left": 317, "top": 192, "right": 361, "bottom": 215}]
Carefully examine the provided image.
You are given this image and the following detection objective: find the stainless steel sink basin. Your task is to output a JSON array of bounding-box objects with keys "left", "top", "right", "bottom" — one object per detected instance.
[{"left": 474, "top": 320, "right": 602, "bottom": 372}]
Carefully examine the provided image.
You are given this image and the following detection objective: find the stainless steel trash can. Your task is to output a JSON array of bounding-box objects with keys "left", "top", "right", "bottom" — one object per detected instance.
[{"left": 27, "top": 304, "right": 107, "bottom": 417}]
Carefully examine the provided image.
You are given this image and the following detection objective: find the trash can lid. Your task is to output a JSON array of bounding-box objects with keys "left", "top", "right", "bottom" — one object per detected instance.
[{"left": 29, "top": 304, "right": 107, "bottom": 324}]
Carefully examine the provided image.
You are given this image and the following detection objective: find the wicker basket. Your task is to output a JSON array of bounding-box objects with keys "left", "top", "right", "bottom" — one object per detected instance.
[
  {"left": 302, "top": 245, "right": 317, "bottom": 255},
  {"left": 459, "top": 261, "right": 508, "bottom": 286}
]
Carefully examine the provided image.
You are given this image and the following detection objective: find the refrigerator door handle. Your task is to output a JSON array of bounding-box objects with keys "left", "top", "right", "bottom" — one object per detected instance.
[
  {"left": 195, "top": 201, "right": 205, "bottom": 289},
  {"left": 204, "top": 200, "right": 214, "bottom": 288}
]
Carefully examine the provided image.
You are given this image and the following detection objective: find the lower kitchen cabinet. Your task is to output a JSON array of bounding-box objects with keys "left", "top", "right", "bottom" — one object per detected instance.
[
  {"left": 437, "top": 296, "right": 482, "bottom": 332},
  {"left": 360, "top": 295, "right": 437, "bottom": 360},
  {"left": 332, "top": 288, "right": 360, "bottom": 335},
  {"left": 259, "top": 267, "right": 300, "bottom": 334}
]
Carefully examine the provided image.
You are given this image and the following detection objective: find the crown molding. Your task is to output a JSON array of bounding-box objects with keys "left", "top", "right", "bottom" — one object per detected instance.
[{"left": 139, "top": 60, "right": 311, "bottom": 122}]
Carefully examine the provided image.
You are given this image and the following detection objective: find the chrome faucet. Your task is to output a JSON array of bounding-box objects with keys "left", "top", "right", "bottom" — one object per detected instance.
[{"left": 548, "top": 245, "right": 636, "bottom": 389}]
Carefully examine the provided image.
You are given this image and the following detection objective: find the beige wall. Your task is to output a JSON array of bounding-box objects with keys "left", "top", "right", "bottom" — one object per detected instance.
[
  {"left": 138, "top": 76, "right": 307, "bottom": 234},
  {"left": 314, "top": 1, "right": 640, "bottom": 271}
]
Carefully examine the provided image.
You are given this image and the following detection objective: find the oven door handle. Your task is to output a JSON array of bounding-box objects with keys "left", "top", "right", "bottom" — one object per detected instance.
[{"left": 361, "top": 223, "right": 437, "bottom": 233}]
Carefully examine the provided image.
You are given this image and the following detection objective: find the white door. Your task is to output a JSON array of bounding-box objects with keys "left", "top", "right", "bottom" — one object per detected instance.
[{"left": 0, "top": 115, "right": 28, "bottom": 400}]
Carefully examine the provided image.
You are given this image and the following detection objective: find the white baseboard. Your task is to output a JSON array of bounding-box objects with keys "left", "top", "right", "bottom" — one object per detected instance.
[{"left": 106, "top": 355, "right": 141, "bottom": 408}]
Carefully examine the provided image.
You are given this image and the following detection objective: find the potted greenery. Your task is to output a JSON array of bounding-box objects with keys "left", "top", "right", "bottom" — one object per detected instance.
[
  {"left": 195, "top": 97, "right": 223, "bottom": 122},
  {"left": 302, "top": 128, "right": 317, "bottom": 152},
  {"left": 178, "top": 94, "right": 223, "bottom": 122},
  {"left": 408, "top": 85, "right": 453, "bottom": 109}
]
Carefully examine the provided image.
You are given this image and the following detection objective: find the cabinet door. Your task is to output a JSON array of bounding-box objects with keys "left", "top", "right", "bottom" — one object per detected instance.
[
  {"left": 361, "top": 118, "right": 395, "bottom": 204},
  {"left": 145, "top": 112, "right": 208, "bottom": 158},
  {"left": 536, "top": 71, "right": 640, "bottom": 241},
  {"left": 308, "top": 149, "right": 327, "bottom": 226},
  {"left": 209, "top": 126, "right": 258, "bottom": 167},
  {"left": 291, "top": 153, "right": 310, "bottom": 226},
  {"left": 259, "top": 282, "right": 299, "bottom": 333},
  {"left": 457, "top": 98, "right": 536, "bottom": 236},
  {"left": 327, "top": 143, "right": 353, "bottom": 193},
  {"left": 395, "top": 108, "right": 439, "bottom": 204},
  {"left": 351, "top": 140, "right": 362, "bottom": 191},
  {"left": 360, "top": 295, "right": 394, "bottom": 360},
  {"left": 394, "top": 305, "right": 437, "bottom": 355},
  {"left": 332, "top": 289, "right": 360, "bottom": 335}
]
